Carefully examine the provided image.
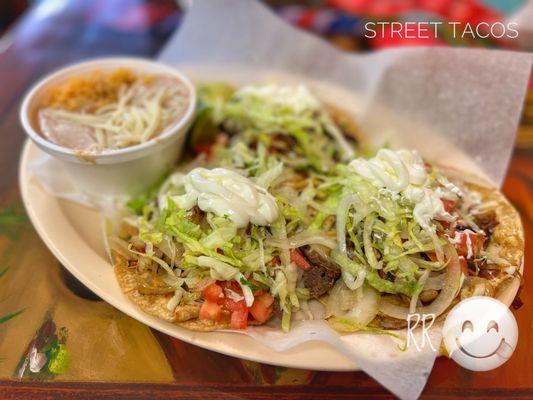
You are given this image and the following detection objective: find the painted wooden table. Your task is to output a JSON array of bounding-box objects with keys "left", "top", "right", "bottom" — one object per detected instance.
[{"left": 0, "top": 1, "right": 531, "bottom": 398}]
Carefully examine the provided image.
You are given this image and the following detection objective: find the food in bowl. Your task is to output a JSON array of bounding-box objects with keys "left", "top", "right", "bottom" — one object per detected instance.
[
  {"left": 108, "top": 83, "right": 524, "bottom": 334},
  {"left": 37, "top": 67, "right": 191, "bottom": 152}
]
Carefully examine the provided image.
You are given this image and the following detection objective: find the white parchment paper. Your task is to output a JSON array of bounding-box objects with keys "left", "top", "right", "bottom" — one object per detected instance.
[
  {"left": 28, "top": 0, "right": 531, "bottom": 398},
  {"left": 160, "top": 0, "right": 532, "bottom": 187}
]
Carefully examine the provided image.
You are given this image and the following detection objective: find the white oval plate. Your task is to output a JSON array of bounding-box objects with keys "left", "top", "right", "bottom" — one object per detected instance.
[{"left": 19, "top": 67, "right": 521, "bottom": 371}]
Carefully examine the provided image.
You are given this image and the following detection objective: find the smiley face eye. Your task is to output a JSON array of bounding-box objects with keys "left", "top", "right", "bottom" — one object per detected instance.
[
  {"left": 487, "top": 320, "right": 499, "bottom": 332},
  {"left": 462, "top": 320, "right": 474, "bottom": 332}
]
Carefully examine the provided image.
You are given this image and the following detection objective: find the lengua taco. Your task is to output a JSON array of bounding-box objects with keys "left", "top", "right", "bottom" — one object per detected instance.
[{"left": 108, "top": 83, "right": 524, "bottom": 334}]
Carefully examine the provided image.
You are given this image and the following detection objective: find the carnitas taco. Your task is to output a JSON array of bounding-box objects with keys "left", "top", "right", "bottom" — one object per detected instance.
[{"left": 108, "top": 83, "right": 524, "bottom": 334}]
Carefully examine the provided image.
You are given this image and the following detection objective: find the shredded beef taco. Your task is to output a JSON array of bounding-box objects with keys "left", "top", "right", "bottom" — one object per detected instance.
[{"left": 109, "top": 83, "right": 523, "bottom": 333}]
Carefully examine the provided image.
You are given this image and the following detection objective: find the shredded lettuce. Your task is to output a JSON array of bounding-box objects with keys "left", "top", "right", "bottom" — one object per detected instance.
[
  {"left": 112, "top": 82, "right": 472, "bottom": 336},
  {"left": 197, "top": 256, "right": 239, "bottom": 280},
  {"left": 331, "top": 250, "right": 421, "bottom": 296},
  {"left": 197, "top": 82, "right": 236, "bottom": 124},
  {"left": 200, "top": 218, "right": 237, "bottom": 249},
  {"left": 236, "top": 273, "right": 255, "bottom": 306},
  {"left": 219, "top": 85, "right": 355, "bottom": 173},
  {"left": 127, "top": 172, "right": 169, "bottom": 215},
  {"left": 164, "top": 209, "right": 203, "bottom": 240},
  {"left": 256, "top": 159, "right": 283, "bottom": 189}
]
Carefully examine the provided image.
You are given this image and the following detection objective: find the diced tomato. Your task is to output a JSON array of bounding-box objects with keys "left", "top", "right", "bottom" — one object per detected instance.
[
  {"left": 257, "top": 292, "right": 275, "bottom": 308},
  {"left": 439, "top": 199, "right": 457, "bottom": 229},
  {"left": 203, "top": 280, "right": 273, "bottom": 329},
  {"left": 193, "top": 143, "right": 213, "bottom": 157},
  {"left": 441, "top": 199, "right": 456, "bottom": 214},
  {"left": 230, "top": 307, "right": 249, "bottom": 329},
  {"left": 252, "top": 287, "right": 265, "bottom": 297},
  {"left": 249, "top": 292, "right": 274, "bottom": 324},
  {"left": 218, "top": 292, "right": 249, "bottom": 329},
  {"left": 458, "top": 256, "right": 468, "bottom": 275},
  {"left": 221, "top": 280, "right": 243, "bottom": 295},
  {"left": 222, "top": 297, "right": 246, "bottom": 312},
  {"left": 199, "top": 300, "right": 222, "bottom": 321},
  {"left": 290, "top": 249, "right": 311, "bottom": 271},
  {"left": 451, "top": 230, "right": 485, "bottom": 259},
  {"left": 201, "top": 283, "right": 223, "bottom": 302}
]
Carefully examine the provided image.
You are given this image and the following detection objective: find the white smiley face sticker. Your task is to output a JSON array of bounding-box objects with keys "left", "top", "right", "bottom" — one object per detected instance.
[{"left": 443, "top": 296, "right": 518, "bottom": 371}]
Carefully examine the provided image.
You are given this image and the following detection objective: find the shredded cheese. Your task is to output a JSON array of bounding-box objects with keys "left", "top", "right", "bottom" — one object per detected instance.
[{"left": 39, "top": 68, "right": 189, "bottom": 151}]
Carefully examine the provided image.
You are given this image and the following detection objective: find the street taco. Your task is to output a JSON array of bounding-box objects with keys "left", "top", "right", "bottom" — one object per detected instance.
[{"left": 109, "top": 83, "right": 524, "bottom": 333}]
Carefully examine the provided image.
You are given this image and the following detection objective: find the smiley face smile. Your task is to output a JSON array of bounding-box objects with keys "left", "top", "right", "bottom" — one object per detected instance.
[
  {"left": 456, "top": 337, "right": 506, "bottom": 359},
  {"left": 443, "top": 297, "right": 518, "bottom": 371}
]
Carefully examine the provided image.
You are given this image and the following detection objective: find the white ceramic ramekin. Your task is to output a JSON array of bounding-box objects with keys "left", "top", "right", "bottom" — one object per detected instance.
[{"left": 20, "top": 57, "right": 196, "bottom": 200}]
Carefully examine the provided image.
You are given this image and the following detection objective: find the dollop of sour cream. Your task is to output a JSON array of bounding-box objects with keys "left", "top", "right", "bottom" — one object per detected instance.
[
  {"left": 348, "top": 149, "right": 454, "bottom": 229},
  {"left": 173, "top": 167, "right": 279, "bottom": 228}
]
